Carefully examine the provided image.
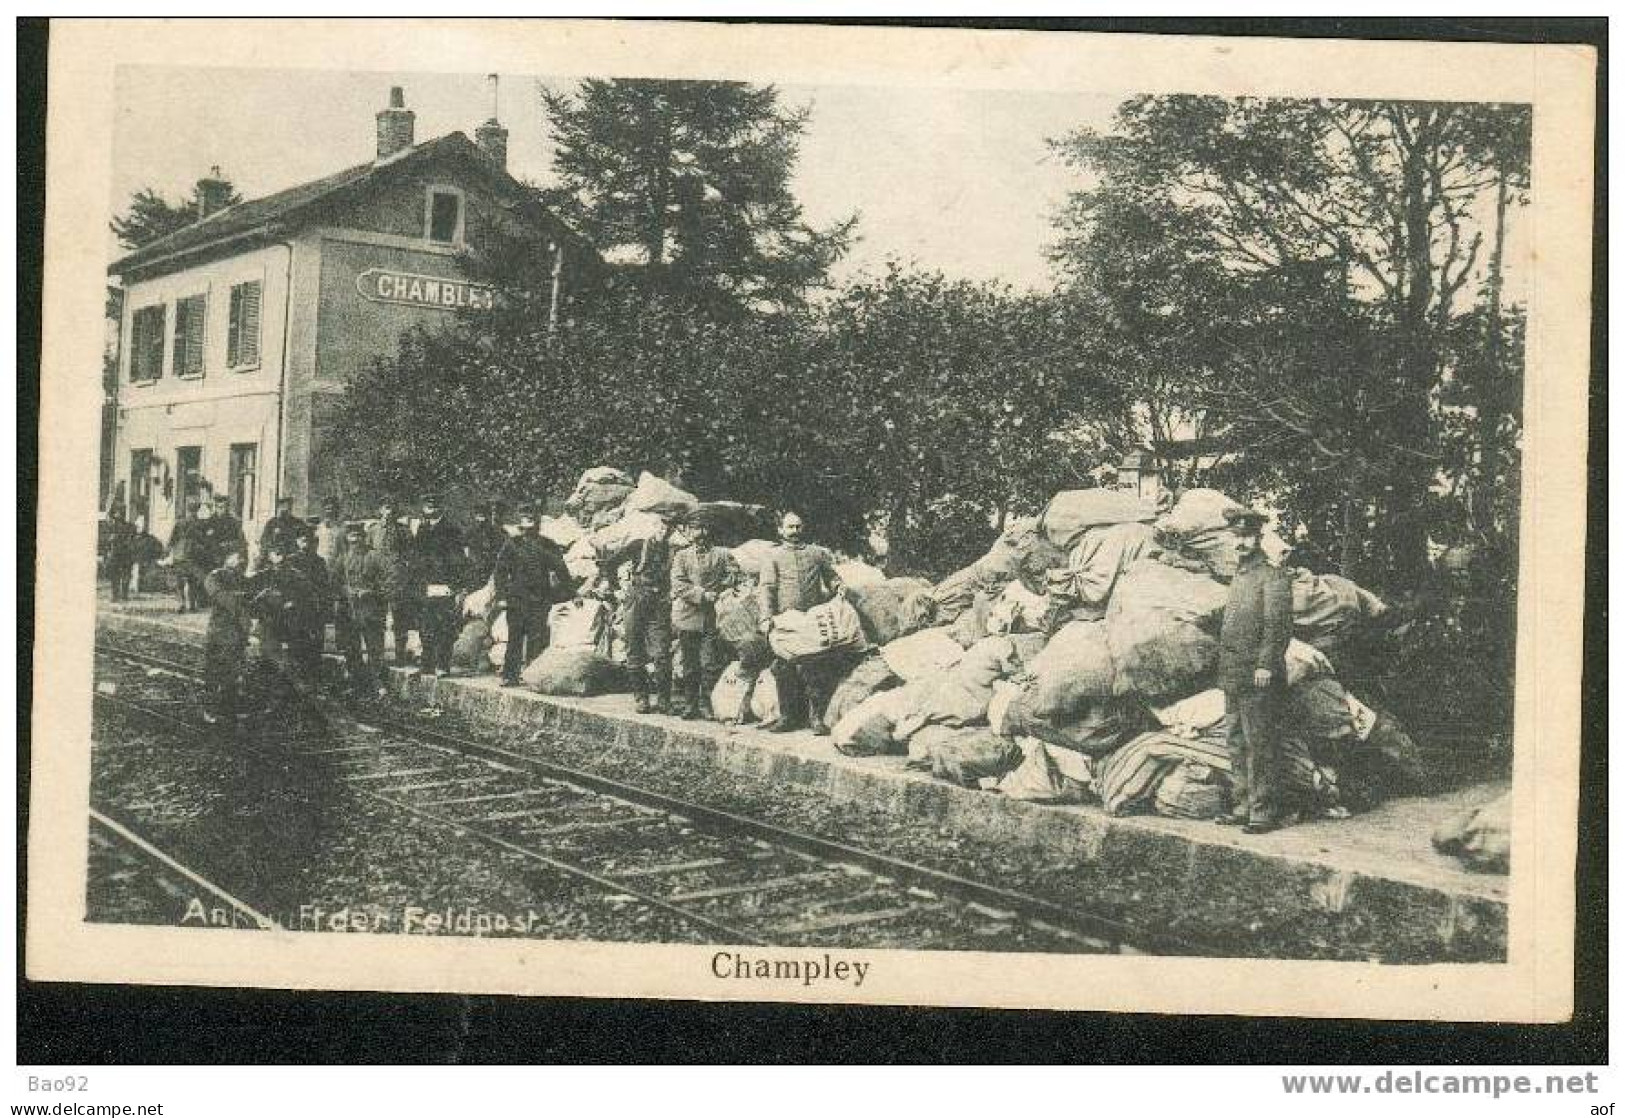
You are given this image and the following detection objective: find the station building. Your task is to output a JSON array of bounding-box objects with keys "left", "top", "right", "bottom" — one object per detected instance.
[{"left": 107, "top": 85, "right": 596, "bottom": 543}]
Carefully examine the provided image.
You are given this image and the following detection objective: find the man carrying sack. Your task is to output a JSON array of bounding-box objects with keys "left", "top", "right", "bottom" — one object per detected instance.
[
  {"left": 1216, "top": 507, "right": 1298, "bottom": 834},
  {"left": 756, "top": 510, "right": 847, "bottom": 736}
]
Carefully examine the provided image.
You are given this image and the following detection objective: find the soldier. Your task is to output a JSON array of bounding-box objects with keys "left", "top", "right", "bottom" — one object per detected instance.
[
  {"left": 465, "top": 497, "right": 510, "bottom": 591},
  {"left": 1216, "top": 507, "right": 1298, "bottom": 834},
  {"left": 286, "top": 522, "right": 333, "bottom": 689},
  {"left": 756, "top": 510, "right": 845, "bottom": 735},
  {"left": 249, "top": 541, "right": 320, "bottom": 691},
  {"left": 207, "top": 493, "right": 248, "bottom": 571},
  {"left": 258, "top": 495, "right": 308, "bottom": 569},
  {"left": 412, "top": 493, "right": 468, "bottom": 677},
  {"left": 333, "top": 522, "right": 391, "bottom": 697},
  {"left": 165, "top": 498, "right": 209, "bottom": 613},
  {"left": 493, "top": 504, "right": 574, "bottom": 686},
  {"left": 670, "top": 515, "right": 741, "bottom": 720},
  {"left": 368, "top": 497, "right": 416, "bottom": 666},
  {"left": 601, "top": 515, "right": 676, "bottom": 714},
  {"left": 201, "top": 547, "right": 253, "bottom": 725},
  {"left": 102, "top": 502, "right": 136, "bottom": 602}
]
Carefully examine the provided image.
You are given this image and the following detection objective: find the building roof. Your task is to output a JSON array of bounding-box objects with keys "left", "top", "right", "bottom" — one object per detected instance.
[{"left": 109, "top": 132, "right": 590, "bottom": 278}]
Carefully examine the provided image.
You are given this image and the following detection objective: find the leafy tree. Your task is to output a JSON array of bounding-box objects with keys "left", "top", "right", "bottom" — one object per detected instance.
[
  {"left": 110, "top": 178, "right": 243, "bottom": 250},
  {"left": 805, "top": 266, "right": 1105, "bottom": 573},
  {"left": 538, "top": 78, "right": 857, "bottom": 316},
  {"left": 1050, "top": 96, "right": 1531, "bottom": 590}
]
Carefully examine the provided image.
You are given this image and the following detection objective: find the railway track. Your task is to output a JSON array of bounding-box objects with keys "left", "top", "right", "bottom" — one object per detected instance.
[
  {"left": 88, "top": 808, "right": 278, "bottom": 930},
  {"left": 92, "top": 638, "right": 1204, "bottom": 954}
]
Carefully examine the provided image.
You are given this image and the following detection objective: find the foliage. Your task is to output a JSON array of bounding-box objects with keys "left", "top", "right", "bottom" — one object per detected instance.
[
  {"left": 1050, "top": 95, "right": 1530, "bottom": 590},
  {"left": 110, "top": 179, "right": 243, "bottom": 251},
  {"left": 330, "top": 261, "right": 1106, "bottom": 579},
  {"left": 537, "top": 78, "right": 857, "bottom": 317}
]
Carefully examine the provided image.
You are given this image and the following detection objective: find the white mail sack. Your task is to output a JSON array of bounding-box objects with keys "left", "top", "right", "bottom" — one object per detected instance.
[{"left": 768, "top": 597, "right": 865, "bottom": 661}]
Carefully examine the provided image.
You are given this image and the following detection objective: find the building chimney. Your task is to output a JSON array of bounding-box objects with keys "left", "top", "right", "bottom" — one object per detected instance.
[
  {"left": 376, "top": 86, "right": 416, "bottom": 161},
  {"left": 475, "top": 74, "right": 508, "bottom": 170},
  {"left": 196, "top": 166, "right": 233, "bottom": 219}
]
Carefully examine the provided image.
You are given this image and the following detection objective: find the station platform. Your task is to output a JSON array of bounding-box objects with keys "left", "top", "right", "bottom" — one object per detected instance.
[{"left": 96, "top": 591, "right": 1508, "bottom": 962}]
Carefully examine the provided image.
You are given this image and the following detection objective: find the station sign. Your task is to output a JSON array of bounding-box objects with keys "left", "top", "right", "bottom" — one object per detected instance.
[{"left": 356, "top": 268, "right": 496, "bottom": 312}]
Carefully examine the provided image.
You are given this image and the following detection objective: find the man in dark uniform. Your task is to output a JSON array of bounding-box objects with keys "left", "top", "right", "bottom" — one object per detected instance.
[
  {"left": 286, "top": 522, "right": 333, "bottom": 689},
  {"left": 600, "top": 515, "right": 676, "bottom": 714},
  {"left": 756, "top": 510, "right": 846, "bottom": 735},
  {"left": 207, "top": 493, "right": 248, "bottom": 571},
  {"left": 202, "top": 547, "right": 253, "bottom": 725},
  {"left": 1216, "top": 507, "right": 1298, "bottom": 834},
  {"left": 333, "top": 521, "right": 391, "bottom": 697},
  {"left": 102, "top": 503, "right": 137, "bottom": 602},
  {"left": 258, "top": 495, "right": 309, "bottom": 570},
  {"left": 493, "top": 504, "right": 574, "bottom": 686},
  {"left": 412, "top": 493, "right": 468, "bottom": 676},
  {"left": 465, "top": 498, "right": 510, "bottom": 591},
  {"left": 249, "top": 542, "right": 321, "bottom": 692},
  {"left": 369, "top": 497, "right": 416, "bottom": 665}
]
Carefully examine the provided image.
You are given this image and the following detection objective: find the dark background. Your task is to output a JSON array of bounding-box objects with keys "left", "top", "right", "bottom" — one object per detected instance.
[{"left": 16, "top": 16, "right": 1607, "bottom": 1065}]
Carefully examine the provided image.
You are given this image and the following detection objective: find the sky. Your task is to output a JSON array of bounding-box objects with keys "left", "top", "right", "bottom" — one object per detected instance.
[{"left": 110, "top": 66, "right": 1118, "bottom": 290}]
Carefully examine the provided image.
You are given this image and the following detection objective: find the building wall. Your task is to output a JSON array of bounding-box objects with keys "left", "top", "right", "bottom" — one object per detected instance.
[
  {"left": 108, "top": 145, "right": 589, "bottom": 535},
  {"left": 281, "top": 231, "right": 486, "bottom": 514},
  {"left": 111, "top": 242, "right": 292, "bottom": 545}
]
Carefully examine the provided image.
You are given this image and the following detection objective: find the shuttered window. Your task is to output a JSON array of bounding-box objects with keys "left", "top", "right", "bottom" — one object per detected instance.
[
  {"left": 171, "top": 293, "right": 207, "bottom": 378},
  {"left": 227, "top": 280, "right": 262, "bottom": 370},
  {"left": 129, "top": 305, "right": 166, "bottom": 382}
]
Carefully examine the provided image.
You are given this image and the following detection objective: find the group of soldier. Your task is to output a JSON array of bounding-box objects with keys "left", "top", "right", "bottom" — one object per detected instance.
[
  {"left": 176, "top": 487, "right": 850, "bottom": 736},
  {"left": 194, "top": 493, "right": 559, "bottom": 725},
  {"left": 608, "top": 507, "right": 847, "bottom": 732}
]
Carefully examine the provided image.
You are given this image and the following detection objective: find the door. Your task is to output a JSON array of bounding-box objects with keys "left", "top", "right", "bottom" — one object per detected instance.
[
  {"left": 175, "top": 445, "right": 205, "bottom": 516},
  {"left": 228, "top": 443, "right": 258, "bottom": 522},
  {"left": 128, "top": 449, "right": 153, "bottom": 530}
]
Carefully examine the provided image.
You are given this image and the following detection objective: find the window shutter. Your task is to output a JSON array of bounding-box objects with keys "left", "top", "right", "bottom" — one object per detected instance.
[
  {"left": 227, "top": 285, "right": 242, "bottom": 367},
  {"left": 131, "top": 305, "right": 165, "bottom": 382},
  {"left": 238, "top": 281, "right": 261, "bottom": 367},
  {"left": 175, "top": 295, "right": 206, "bottom": 376}
]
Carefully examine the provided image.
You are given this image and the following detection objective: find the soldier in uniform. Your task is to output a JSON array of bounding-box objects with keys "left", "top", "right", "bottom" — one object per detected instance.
[
  {"left": 412, "top": 493, "right": 468, "bottom": 677},
  {"left": 756, "top": 510, "right": 845, "bottom": 735},
  {"left": 1216, "top": 507, "right": 1298, "bottom": 834},
  {"left": 369, "top": 497, "right": 417, "bottom": 666},
  {"left": 258, "top": 495, "right": 308, "bottom": 569},
  {"left": 493, "top": 504, "right": 574, "bottom": 686},
  {"left": 249, "top": 541, "right": 321, "bottom": 692},
  {"left": 201, "top": 547, "right": 253, "bottom": 725},
  {"left": 670, "top": 515, "right": 741, "bottom": 720},
  {"left": 465, "top": 498, "right": 510, "bottom": 592},
  {"left": 333, "top": 521, "right": 391, "bottom": 697},
  {"left": 102, "top": 502, "right": 136, "bottom": 602},
  {"left": 286, "top": 521, "right": 333, "bottom": 689},
  {"left": 601, "top": 515, "right": 676, "bottom": 714},
  {"left": 207, "top": 493, "right": 248, "bottom": 571}
]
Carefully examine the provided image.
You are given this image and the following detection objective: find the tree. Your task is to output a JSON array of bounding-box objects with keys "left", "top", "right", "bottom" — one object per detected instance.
[
  {"left": 1050, "top": 96, "right": 1531, "bottom": 590},
  {"left": 805, "top": 266, "right": 1104, "bottom": 572},
  {"left": 110, "top": 178, "right": 242, "bottom": 251},
  {"left": 538, "top": 78, "right": 857, "bottom": 316}
]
